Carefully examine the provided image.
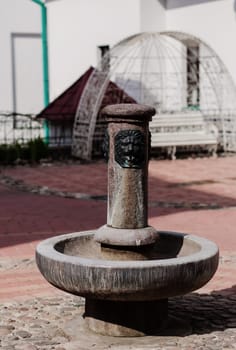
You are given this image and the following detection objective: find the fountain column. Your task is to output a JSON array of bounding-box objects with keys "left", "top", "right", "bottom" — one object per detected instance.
[
  {"left": 89, "top": 104, "right": 169, "bottom": 336},
  {"left": 95, "top": 103, "right": 157, "bottom": 246}
]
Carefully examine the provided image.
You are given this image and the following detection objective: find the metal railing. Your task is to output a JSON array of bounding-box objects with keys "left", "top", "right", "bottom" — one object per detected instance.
[{"left": 0, "top": 112, "right": 44, "bottom": 145}]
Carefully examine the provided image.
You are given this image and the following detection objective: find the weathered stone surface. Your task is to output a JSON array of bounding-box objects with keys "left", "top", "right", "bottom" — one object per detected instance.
[
  {"left": 36, "top": 230, "right": 218, "bottom": 302},
  {"left": 105, "top": 105, "right": 153, "bottom": 231},
  {"left": 95, "top": 225, "right": 159, "bottom": 246},
  {"left": 102, "top": 103, "right": 155, "bottom": 120}
]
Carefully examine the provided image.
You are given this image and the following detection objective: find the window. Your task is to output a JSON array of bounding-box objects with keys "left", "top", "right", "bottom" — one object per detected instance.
[{"left": 98, "top": 45, "right": 110, "bottom": 71}]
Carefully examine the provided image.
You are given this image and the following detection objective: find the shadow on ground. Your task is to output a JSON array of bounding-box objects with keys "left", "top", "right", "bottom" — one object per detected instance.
[
  {"left": 0, "top": 168, "right": 236, "bottom": 249},
  {"left": 168, "top": 287, "right": 236, "bottom": 335}
]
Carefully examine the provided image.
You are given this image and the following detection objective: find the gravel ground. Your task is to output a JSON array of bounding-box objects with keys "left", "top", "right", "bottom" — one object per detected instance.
[{"left": 1, "top": 291, "right": 236, "bottom": 350}]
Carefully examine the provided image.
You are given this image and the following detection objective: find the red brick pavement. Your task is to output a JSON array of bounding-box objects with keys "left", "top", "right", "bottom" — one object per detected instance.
[{"left": 0, "top": 156, "right": 236, "bottom": 302}]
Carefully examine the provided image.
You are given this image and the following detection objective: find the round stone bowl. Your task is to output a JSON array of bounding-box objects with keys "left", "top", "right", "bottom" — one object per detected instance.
[{"left": 36, "top": 230, "right": 219, "bottom": 301}]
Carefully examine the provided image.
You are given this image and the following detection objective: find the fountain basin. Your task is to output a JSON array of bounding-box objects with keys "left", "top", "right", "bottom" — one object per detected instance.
[{"left": 36, "top": 230, "right": 219, "bottom": 302}]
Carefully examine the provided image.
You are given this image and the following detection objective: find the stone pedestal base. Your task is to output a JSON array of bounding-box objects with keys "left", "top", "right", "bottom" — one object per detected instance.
[
  {"left": 95, "top": 225, "right": 159, "bottom": 246},
  {"left": 84, "top": 298, "right": 168, "bottom": 337}
]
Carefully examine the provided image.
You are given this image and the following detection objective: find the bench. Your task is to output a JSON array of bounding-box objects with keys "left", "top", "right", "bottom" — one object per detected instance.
[{"left": 149, "top": 111, "right": 218, "bottom": 160}]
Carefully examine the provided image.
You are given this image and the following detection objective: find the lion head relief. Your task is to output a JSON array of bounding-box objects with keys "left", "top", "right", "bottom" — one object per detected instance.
[{"left": 114, "top": 129, "right": 145, "bottom": 168}]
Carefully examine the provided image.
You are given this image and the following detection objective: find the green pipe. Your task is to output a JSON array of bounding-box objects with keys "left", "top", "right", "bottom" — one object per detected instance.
[{"left": 32, "top": 0, "right": 49, "bottom": 142}]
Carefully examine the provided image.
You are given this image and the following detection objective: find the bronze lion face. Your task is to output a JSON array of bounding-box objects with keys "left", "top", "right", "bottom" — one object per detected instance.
[{"left": 114, "top": 129, "right": 145, "bottom": 168}]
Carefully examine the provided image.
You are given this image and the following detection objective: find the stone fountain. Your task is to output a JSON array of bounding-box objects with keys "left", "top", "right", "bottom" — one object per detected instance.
[{"left": 36, "top": 104, "right": 219, "bottom": 337}]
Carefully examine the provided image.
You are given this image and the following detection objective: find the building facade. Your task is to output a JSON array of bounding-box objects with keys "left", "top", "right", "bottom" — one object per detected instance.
[
  {"left": 1, "top": 0, "right": 236, "bottom": 146},
  {"left": 0, "top": 0, "right": 44, "bottom": 115},
  {"left": 47, "top": 0, "right": 236, "bottom": 100},
  {"left": 2, "top": 0, "right": 236, "bottom": 112}
]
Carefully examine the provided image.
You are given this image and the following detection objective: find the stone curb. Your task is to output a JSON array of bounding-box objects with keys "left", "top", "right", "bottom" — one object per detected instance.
[{"left": 0, "top": 174, "right": 233, "bottom": 210}]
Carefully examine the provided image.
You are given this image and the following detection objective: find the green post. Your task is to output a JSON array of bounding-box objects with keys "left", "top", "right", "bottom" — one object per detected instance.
[{"left": 32, "top": 0, "right": 49, "bottom": 142}]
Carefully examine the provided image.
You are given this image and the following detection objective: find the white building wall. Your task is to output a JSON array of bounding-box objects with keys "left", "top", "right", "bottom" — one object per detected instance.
[
  {"left": 0, "top": 0, "right": 44, "bottom": 114},
  {"left": 47, "top": 0, "right": 141, "bottom": 100},
  {"left": 47, "top": 0, "right": 236, "bottom": 99},
  {"left": 2, "top": 0, "right": 236, "bottom": 119},
  {"left": 140, "top": 0, "right": 166, "bottom": 32},
  {"left": 166, "top": 0, "right": 236, "bottom": 85}
]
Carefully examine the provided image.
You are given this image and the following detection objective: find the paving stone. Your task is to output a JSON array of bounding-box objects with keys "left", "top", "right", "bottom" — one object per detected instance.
[
  {"left": 15, "top": 330, "right": 32, "bottom": 338},
  {"left": 15, "top": 345, "right": 38, "bottom": 350},
  {"left": 0, "top": 293, "right": 236, "bottom": 349},
  {"left": 0, "top": 325, "right": 15, "bottom": 336}
]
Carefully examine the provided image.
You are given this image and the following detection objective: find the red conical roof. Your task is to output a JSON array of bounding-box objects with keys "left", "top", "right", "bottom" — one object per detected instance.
[{"left": 36, "top": 66, "right": 136, "bottom": 121}]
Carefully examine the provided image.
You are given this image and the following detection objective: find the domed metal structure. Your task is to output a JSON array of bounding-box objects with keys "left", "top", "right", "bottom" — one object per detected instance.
[{"left": 72, "top": 31, "right": 236, "bottom": 160}]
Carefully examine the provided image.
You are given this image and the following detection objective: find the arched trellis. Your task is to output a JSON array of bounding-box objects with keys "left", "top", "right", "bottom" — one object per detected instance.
[{"left": 72, "top": 31, "right": 236, "bottom": 160}]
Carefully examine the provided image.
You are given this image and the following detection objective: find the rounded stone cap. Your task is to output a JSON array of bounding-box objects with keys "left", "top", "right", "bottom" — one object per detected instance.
[{"left": 102, "top": 103, "right": 156, "bottom": 122}]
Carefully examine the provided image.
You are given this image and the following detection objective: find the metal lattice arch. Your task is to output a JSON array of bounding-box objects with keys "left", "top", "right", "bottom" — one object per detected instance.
[{"left": 72, "top": 31, "right": 236, "bottom": 160}]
